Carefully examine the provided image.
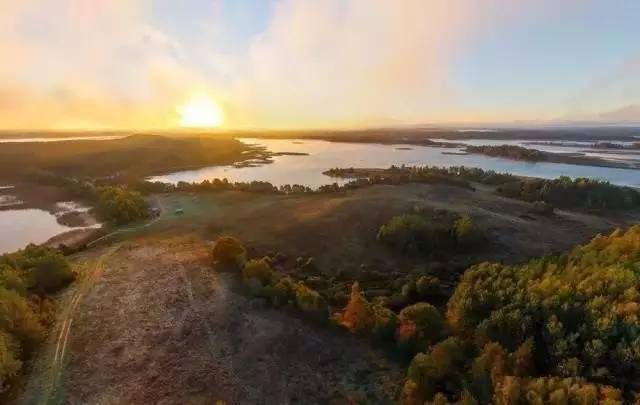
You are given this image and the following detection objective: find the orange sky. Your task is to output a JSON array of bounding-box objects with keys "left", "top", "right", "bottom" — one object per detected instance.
[{"left": 0, "top": 0, "right": 638, "bottom": 130}]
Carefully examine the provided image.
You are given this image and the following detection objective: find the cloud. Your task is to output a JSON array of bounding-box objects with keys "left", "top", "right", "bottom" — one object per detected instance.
[
  {"left": 222, "top": 0, "right": 480, "bottom": 128},
  {"left": 0, "top": 0, "right": 197, "bottom": 129},
  {"left": 0, "top": 0, "right": 635, "bottom": 129},
  {"left": 560, "top": 56, "right": 640, "bottom": 123},
  {"left": 598, "top": 105, "right": 640, "bottom": 122}
]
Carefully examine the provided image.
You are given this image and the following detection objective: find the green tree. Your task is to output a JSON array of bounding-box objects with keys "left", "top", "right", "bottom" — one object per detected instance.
[{"left": 212, "top": 236, "right": 246, "bottom": 269}]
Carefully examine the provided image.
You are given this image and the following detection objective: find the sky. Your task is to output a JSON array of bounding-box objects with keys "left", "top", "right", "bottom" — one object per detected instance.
[{"left": 0, "top": 0, "right": 639, "bottom": 130}]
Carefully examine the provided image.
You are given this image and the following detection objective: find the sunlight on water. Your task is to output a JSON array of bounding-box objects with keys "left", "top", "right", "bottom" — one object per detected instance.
[{"left": 149, "top": 138, "right": 640, "bottom": 188}]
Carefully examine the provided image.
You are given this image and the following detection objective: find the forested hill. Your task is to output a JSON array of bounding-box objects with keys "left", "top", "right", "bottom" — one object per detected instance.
[
  {"left": 403, "top": 225, "right": 640, "bottom": 403},
  {"left": 0, "top": 134, "right": 259, "bottom": 182}
]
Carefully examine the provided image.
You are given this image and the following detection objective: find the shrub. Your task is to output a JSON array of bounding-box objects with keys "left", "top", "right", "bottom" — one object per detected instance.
[
  {"left": 416, "top": 276, "right": 440, "bottom": 299},
  {"left": 378, "top": 214, "right": 456, "bottom": 255},
  {"left": 0, "top": 244, "right": 72, "bottom": 392},
  {"left": 0, "top": 288, "right": 47, "bottom": 352},
  {"left": 0, "top": 265, "right": 26, "bottom": 294},
  {"left": 0, "top": 332, "right": 21, "bottom": 392},
  {"left": 405, "top": 337, "right": 467, "bottom": 403},
  {"left": 397, "top": 303, "right": 444, "bottom": 351},
  {"left": 335, "top": 282, "right": 399, "bottom": 341},
  {"left": 95, "top": 186, "right": 148, "bottom": 225},
  {"left": 530, "top": 200, "right": 554, "bottom": 216},
  {"left": 1, "top": 245, "right": 73, "bottom": 294},
  {"left": 294, "top": 283, "right": 327, "bottom": 315},
  {"left": 377, "top": 215, "right": 432, "bottom": 254},
  {"left": 264, "top": 276, "right": 298, "bottom": 306},
  {"left": 212, "top": 237, "right": 246, "bottom": 268},
  {"left": 242, "top": 258, "right": 274, "bottom": 286},
  {"left": 335, "top": 282, "right": 373, "bottom": 333},
  {"left": 27, "top": 253, "right": 74, "bottom": 294},
  {"left": 453, "top": 216, "right": 481, "bottom": 250},
  {"left": 370, "top": 304, "right": 398, "bottom": 341}
]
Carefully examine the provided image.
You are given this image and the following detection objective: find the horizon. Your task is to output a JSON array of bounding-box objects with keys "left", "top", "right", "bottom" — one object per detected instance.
[{"left": 1, "top": 1, "right": 639, "bottom": 130}]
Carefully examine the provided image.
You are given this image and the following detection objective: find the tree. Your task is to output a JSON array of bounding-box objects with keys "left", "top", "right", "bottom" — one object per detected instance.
[
  {"left": 212, "top": 236, "right": 246, "bottom": 269},
  {"left": 95, "top": 186, "right": 148, "bottom": 225},
  {"left": 397, "top": 303, "right": 444, "bottom": 351},
  {"left": 405, "top": 337, "right": 467, "bottom": 403}
]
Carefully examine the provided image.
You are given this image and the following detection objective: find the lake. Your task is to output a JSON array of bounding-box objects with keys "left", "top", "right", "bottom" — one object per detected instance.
[
  {"left": 0, "top": 198, "right": 99, "bottom": 254},
  {"left": 149, "top": 138, "right": 640, "bottom": 188},
  {"left": 0, "top": 209, "right": 79, "bottom": 254}
]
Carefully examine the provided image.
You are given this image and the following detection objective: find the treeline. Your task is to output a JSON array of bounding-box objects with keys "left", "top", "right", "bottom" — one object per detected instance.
[
  {"left": 0, "top": 245, "right": 74, "bottom": 391},
  {"left": 135, "top": 165, "right": 514, "bottom": 197},
  {"left": 497, "top": 176, "right": 640, "bottom": 210},
  {"left": 466, "top": 145, "right": 547, "bottom": 161},
  {"left": 325, "top": 165, "right": 516, "bottom": 187},
  {"left": 326, "top": 166, "right": 640, "bottom": 212},
  {"left": 212, "top": 226, "right": 640, "bottom": 403}
]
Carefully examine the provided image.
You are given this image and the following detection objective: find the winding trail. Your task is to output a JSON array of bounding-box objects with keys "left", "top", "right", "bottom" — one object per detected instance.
[{"left": 18, "top": 244, "right": 121, "bottom": 405}]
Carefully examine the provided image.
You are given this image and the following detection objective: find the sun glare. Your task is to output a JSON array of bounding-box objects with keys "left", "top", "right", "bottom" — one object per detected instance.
[{"left": 177, "top": 96, "right": 223, "bottom": 128}]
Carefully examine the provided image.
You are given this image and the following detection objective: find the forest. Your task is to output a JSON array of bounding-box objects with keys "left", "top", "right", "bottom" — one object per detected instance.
[
  {"left": 211, "top": 225, "right": 640, "bottom": 404},
  {"left": 0, "top": 246, "right": 73, "bottom": 391}
]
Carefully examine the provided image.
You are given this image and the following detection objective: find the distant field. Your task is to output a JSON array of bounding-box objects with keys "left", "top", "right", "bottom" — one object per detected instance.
[{"left": 121, "top": 184, "right": 639, "bottom": 281}]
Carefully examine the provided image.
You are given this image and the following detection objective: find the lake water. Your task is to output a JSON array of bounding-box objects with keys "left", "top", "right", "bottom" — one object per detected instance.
[
  {"left": 149, "top": 138, "right": 640, "bottom": 188},
  {"left": 0, "top": 194, "right": 99, "bottom": 254},
  {"left": 0, "top": 209, "right": 79, "bottom": 254}
]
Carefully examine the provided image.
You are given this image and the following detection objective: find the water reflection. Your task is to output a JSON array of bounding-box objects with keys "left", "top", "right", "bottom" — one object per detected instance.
[
  {"left": 0, "top": 209, "right": 75, "bottom": 254},
  {"left": 149, "top": 138, "right": 640, "bottom": 188}
]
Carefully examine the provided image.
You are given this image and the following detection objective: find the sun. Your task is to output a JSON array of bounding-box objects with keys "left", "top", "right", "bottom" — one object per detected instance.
[{"left": 177, "top": 96, "right": 223, "bottom": 128}]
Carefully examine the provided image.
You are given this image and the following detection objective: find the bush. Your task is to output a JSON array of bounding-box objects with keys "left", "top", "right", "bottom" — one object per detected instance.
[
  {"left": 265, "top": 276, "right": 298, "bottom": 306},
  {"left": 377, "top": 214, "right": 453, "bottom": 255},
  {"left": 335, "top": 282, "right": 373, "bottom": 333},
  {"left": 453, "top": 216, "right": 481, "bottom": 250},
  {"left": 0, "top": 331, "right": 21, "bottom": 392},
  {"left": 0, "top": 288, "right": 47, "bottom": 352},
  {"left": 530, "top": 200, "right": 554, "bottom": 216},
  {"left": 242, "top": 258, "right": 274, "bottom": 286},
  {"left": 334, "top": 282, "right": 399, "bottom": 341},
  {"left": 27, "top": 253, "right": 74, "bottom": 294},
  {"left": 212, "top": 237, "right": 246, "bottom": 269},
  {"left": 416, "top": 276, "right": 440, "bottom": 299},
  {"left": 1, "top": 245, "right": 74, "bottom": 294},
  {"left": 95, "top": 186, "right": 148, "bottom": 225},
  {"left": 379, "top": 212, "right": 485, "bottom": 256},
  {"left": 0, "top": 244, "right": 73, "bottom": 392},
  {"left": 405, "top": 337, "right": 467, "bottom": 402},
  {"left": 294, "top": 283, "right": 327, "bottom": 315},
  {"left": 397, "top": 303, "right": 444, "bottom": 351}
]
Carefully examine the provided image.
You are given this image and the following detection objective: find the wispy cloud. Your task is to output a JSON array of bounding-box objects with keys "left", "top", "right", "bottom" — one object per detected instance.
[{"left": 0, "top": 0, "right": 637, "bottom": 129}]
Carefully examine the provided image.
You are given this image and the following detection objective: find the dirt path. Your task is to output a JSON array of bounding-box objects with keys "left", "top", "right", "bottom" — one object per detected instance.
[
  {"left": 16, "top": 237, "right": 403, "bottom": 404},
  {"left": 16, "top": 245, "right": 121, "bottom": 405}
]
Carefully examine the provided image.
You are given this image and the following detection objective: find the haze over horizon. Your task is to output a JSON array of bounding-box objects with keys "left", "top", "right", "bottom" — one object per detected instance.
[{"left": 1, "top": 0, "right": 639, "bottom": 130}]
